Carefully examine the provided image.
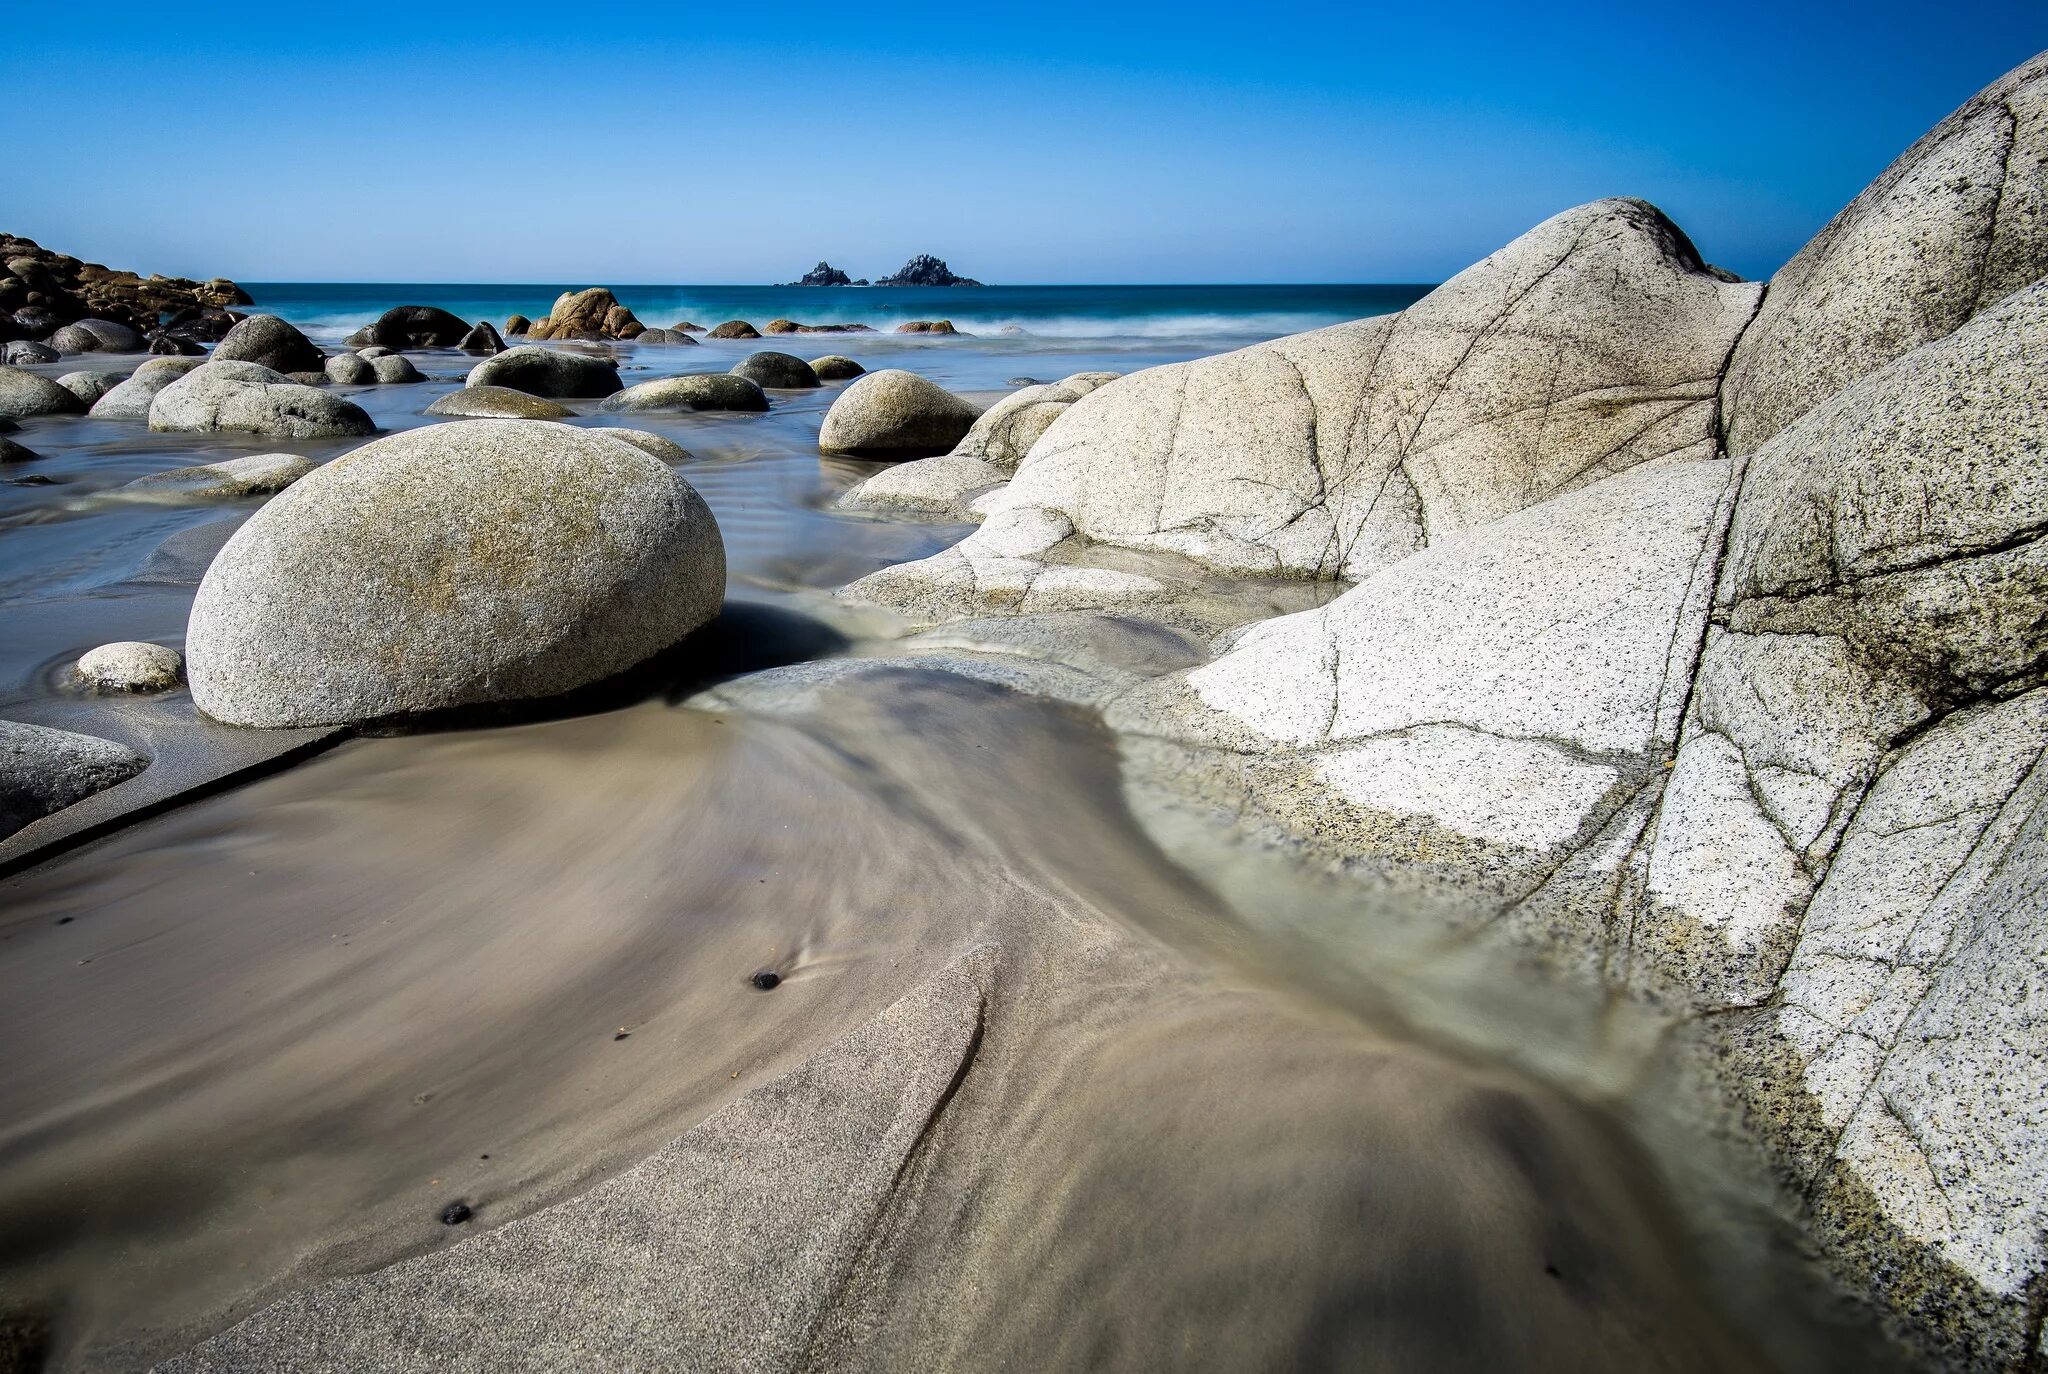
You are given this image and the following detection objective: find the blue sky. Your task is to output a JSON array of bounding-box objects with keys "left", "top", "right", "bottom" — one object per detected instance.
[{"left": 6, "top": 2, "right": 2042, "bottom": 284}]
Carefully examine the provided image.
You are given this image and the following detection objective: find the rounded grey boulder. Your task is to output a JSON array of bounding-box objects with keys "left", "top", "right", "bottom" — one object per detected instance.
[
  {"left": 0, "top": 365, "right": 87, "bottom": 419},
  {"left": 426, "top": 386, "right": 574, "bottom": 420},
  {"left": 149, "top": 361, "right": 376, "bottom": 438},
  {"left": 76, "top": 641, "right": 186, "bottom": 693},
  {"left": 818, "top": 369, "right": 983, "bottom": 457},
  {"left": 4, "top": 341, "right": 59, "bottom": 366},
  {"left": 465, "top": 346, "right": 622, "bottom": 399},
  {"left": 1, "top": 720, "right": 148, "bottom": 838},
  {"left": 633, "top": 328, "right": 698, "bottom": 346},
  {"left": 325, "top": 353, "right": 374, "bottom": 385},
  {"left": 599, "top": 374, "right": 768, "bottom": 414},
  {"left": 211, "top": 314, "right": 326, "bottom": 374},
  {"left": 730, "top": 351, "right": 820, "bottom": 389},
  {"left": 56, "top": 369, "right": 127, "bottom": 407},
  {"left": 371, "top": 354, "right": 424, "bottom": 385},
  {"left": 89, "top": 357, "right": 203, "bottom": 419},
  {"left": 812, "top": 355, "right": 865, "bottom": 380},
  {"left": 186, "top": 420, "right": 726, "bottom": 727}
]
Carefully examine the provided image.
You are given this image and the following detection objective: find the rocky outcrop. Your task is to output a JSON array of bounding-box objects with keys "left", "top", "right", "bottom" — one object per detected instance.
[
  {"left": 149, "top": 361, "right": 375, "bottom": 438},
  {"left": 0, "top": 232, "right": 250, "bottom": 339},
  {"left": 1721, "top": 53, "right": 2048, "bottom": 454},
  {"left": 526, "top": 289, "right": 643, "bottom": 341},
  {"left": 822, "top": 52, "right": 2048, "bottom": 1368},
  {"left": 210, "top": 315, "right": 325, "bottom": 375},
  {"left": 818, "top": 370, "right": 983, "bottom": 457},
  {"left": 0, "top": 720, "right": 147, "bottom": 839},
  {"left": 763, "top": 320, "right": 875, "bottom": 334},
  {"left": 598, "top": 374, "right": 768, "bottom": 414},
  {"left": 426, "top": 386, "right": 573, "bottom": 420},
  {"left": 730, "top": 351, "right": 820, "bottom": 388},
  {"left": 784, "top": 261, "right": 867, "bottom": 286},
  {"left": 877, "top": 255, "right": 982, "bottom": 287},
  {"left": 940, "top": 199, "right": 1760, "bottom": 583},
  {"left": 896, "top": 319, "right": 961, "bottom": 334},
  {"left": 185, "top": 421, "right": 725, "bottom": 727},
  {"left": 465, "top": 346, "right": 622, "bottom": 399}
]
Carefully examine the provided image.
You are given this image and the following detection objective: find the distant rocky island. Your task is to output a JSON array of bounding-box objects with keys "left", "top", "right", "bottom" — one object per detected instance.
[
  {"left": 785, "top": 262, "right": 868, "bottom": 287},
  {"left": 786, "top": 255, "right": 983, "bottom": 287}
]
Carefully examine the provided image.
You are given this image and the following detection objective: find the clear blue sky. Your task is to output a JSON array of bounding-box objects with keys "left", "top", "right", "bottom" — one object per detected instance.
[{"left": 7, "top": 2, "right": 2042, "bottom": 284}]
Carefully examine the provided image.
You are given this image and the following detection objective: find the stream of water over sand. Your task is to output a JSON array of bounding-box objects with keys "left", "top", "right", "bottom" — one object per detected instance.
[{"left": 0, "top": 308, "right": 1907, "bottom": 1371}]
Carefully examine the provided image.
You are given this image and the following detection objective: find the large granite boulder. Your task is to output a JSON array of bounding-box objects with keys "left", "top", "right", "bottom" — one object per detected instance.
[
  {"left": 426, "top": 385, "right": 573, "bottom": 420},
  {"left": 965, "top": 198, "right": 1760, "bottom": 582},
  {"left": 813, "top": 355, "right": 864, "bottom": 380},
  {"left": 185, "top": 421, "right": 725, "bottom": 727},
  {"left": 730, "top": 351, "right": 820, "bottom": 388},
  {"left": 323, "top": 353, "right": 373, "bottom": 385},
  {"left": 367, "top": 305, "right": 470, "bottom": 350},
  {"left": 149, "top": 361, "right": 375, "bottom": 438},
  {"left": 49, "top": 318, "right": 143, "bottom": 354},
  {"left": 0, "top": 365, "right": 87, "bottom": 419},
  {"left": 88, "top": 356, "right": 202, "bottom": 418},
  {"left": 0, "top": 720, "right": 147, "bottom": 839},
  {"left": 599, "top": 374, "right": 768, "bottom": 414},
  {"left": 465, "top": 346, "right": 622, "bottom": 399},
  {"left": 1721, "top": 53, "right": 2048, "bottom": 454},
  {"left": 210, "top": 314, "right": 325, "bottom": 374},
  {"left": 818, "top": 369, "right": 983, "bottom": 457}
]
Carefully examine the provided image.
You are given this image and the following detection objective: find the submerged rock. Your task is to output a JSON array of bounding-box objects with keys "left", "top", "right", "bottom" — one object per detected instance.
[
  {"left": 149, "top": 361, "right": 375, "bottom": 438},
  {"left": 122, "top": 453, "right": 318, "bottom": 501},
  {"left": 185, "top": 420, "right": 725, "bottom": 727},
  {"left": 76, "top": 641, "right": 185, "bottom": 693},
  {"left": 730, "top": 351, "right": 820, "bottom": 389},
  {"left": 426, "top": 385, "right": 573, "bottom": 420},
  {"left": 595, "top": 427, "right": 692, "bottom": 463},
  {"left": 632, "top": 328, "right": 698, "bottom": 346},
  {"left": 0, "top": 365, "right": 87, "bottom": 419},
  {"left": 465, "top": 346, "right": 622, "bottom": 399},
  {"left": 818, "top": 369, "right": 982, "bottom": 457},
  {"left": 0, "top": 436, "right": 41, "bottom": 464},
  {"left": 210, "top": 314, "right": 325, "bottom": 374},
  {"left": 0, "top": 720, "right": 147, "bottom": 839},
  {"left": 599, "top": 374, "right": 768, "bottom": 414}
]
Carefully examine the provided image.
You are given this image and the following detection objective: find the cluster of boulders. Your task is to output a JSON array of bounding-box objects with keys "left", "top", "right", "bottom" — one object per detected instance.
[
  {"left": 763, "top": 319, "right": 875, "bottom": 334},
  {"left": 876, "top": 255, "right": 982, "bottom": 287},
  {"left": 341, "top": 305, "right": 502, "bottom": 354},
  {"left": 0, "top": 232, "right": 251, "bottom": 355},
  {"left": 813, "top": 50, "right": 2048, "bottom": 1373}
]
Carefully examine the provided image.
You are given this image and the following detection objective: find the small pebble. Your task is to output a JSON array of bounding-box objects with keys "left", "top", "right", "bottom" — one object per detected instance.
[
  {"left": 750, "top": 971, "right": 781, "bottom": 991},
  {"left": 440, "top": 1201, "right": 472, "bottom": 1226}
]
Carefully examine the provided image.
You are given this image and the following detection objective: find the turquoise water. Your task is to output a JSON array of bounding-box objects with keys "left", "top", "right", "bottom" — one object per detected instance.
[{"left": 245, "top": 282, "right": 1433, "bottom": 350}]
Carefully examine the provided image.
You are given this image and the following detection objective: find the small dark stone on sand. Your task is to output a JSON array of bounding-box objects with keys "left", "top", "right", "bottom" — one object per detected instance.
[
  {"left": 750, "top": 970, "right": 781, "bottom": 991},
  {"left": 440, "top": 1201, "right": 473, "bottom": 1226},
  {"left": 55, "top": 916, "right": 72, "bottom": 924}
]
